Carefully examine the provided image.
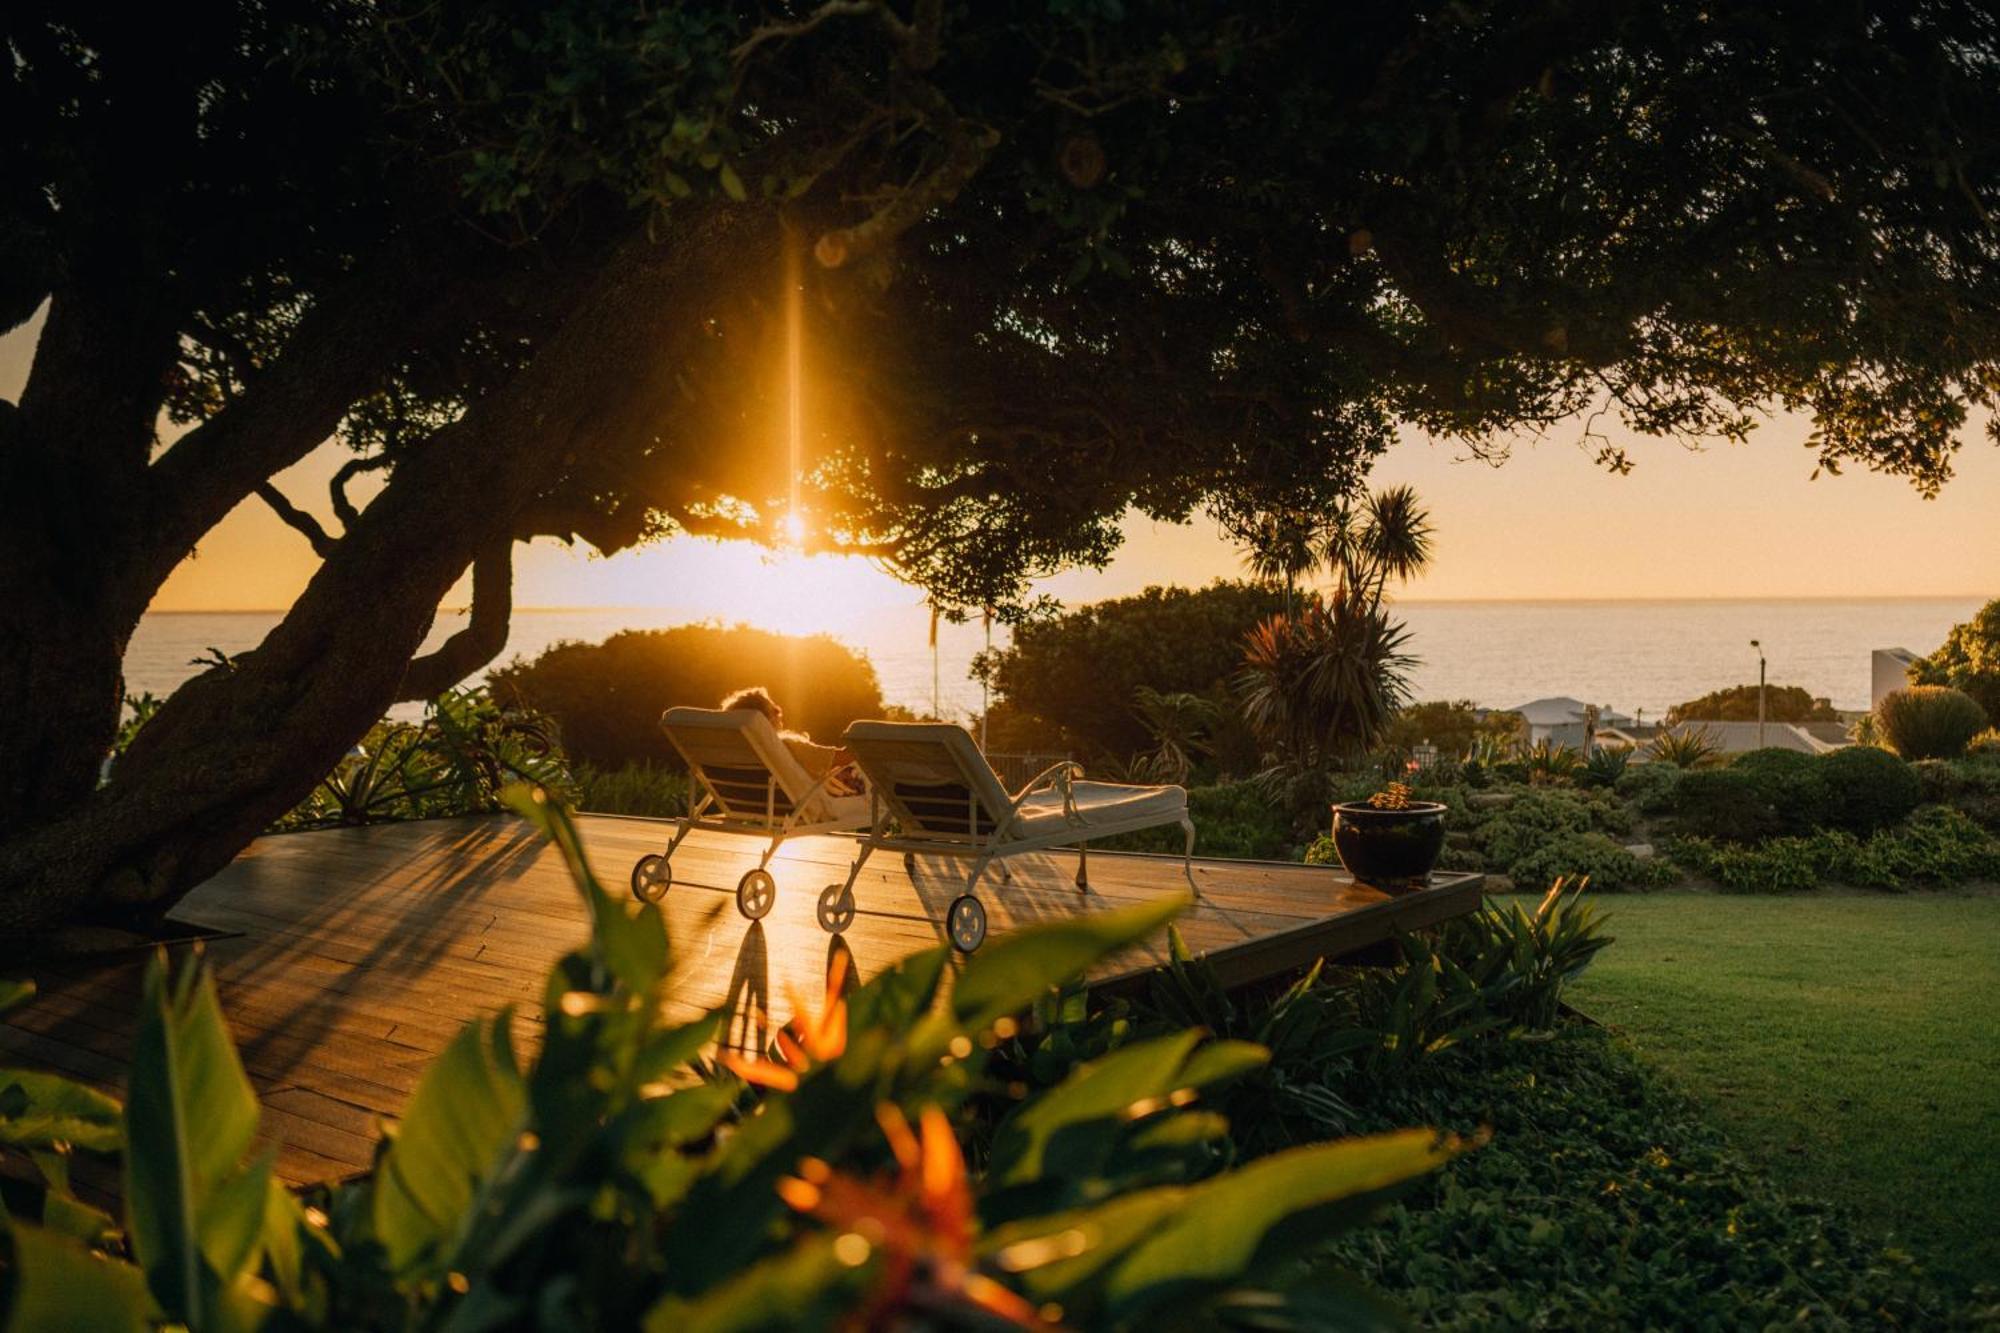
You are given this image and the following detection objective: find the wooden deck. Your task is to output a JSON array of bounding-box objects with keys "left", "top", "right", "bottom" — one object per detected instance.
[{"left": 0, "top": 813, "right": 1481, "bottom": 1188}]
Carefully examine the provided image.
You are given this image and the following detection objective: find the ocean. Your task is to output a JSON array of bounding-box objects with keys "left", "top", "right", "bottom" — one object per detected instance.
[{"left": 126, "top": 597, "right": 1984, "bottom": 725}]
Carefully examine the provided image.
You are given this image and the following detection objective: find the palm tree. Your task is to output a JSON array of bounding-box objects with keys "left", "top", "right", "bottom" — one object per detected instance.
[
  {"left": 1131, "top": 687, "right": 1221, "bottom": 783},
  {"left": 1235, "top": 485, "right": 1431, "bottom": 806}
]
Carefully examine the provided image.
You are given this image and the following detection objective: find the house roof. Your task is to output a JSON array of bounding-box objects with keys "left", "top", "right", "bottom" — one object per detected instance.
[
  {"left": 1666, "top": 720, "right": 1847, "bottom": 755},
  {"left": 1508, "top": 696, "right": 1633, "bottom": 727}
]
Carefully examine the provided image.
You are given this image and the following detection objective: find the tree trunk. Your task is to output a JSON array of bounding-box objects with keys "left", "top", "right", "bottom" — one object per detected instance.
[{"left": 0, "top": 209, "right": 769, "bottom": 935}]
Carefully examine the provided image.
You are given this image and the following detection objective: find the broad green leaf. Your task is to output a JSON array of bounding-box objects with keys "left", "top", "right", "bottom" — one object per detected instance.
[
  {"left": 123, "top": 957, "right": 261, "bottom": 1327},
  {"left": 983, "top": 1129, "right": 1456, "bottom": 1323},
  {"left": 373, "top": 1015, "right": 526, "bottom": 1276},
  {"left": 645, "top": 1235, "right": 866, "bottom": 1332},
  {"left": 4, "top": 1221, "right": 155, "bottom": 1332},
  {"left": 631, "top": 1014, "right": 720, "bottom": 1088},
  {"left": 0, "top": 1068, "right": 123, "bottom": 1153},
  {"left": 950, "top": 895, "right": 1187, "bottom": 1032},
  {"left": 505, "top": 784, "right": 667, "bottom": 991},
  {"left": 197, "top": 1150, "right": 274, "bottom": 1282},
  {"left": 845, "top": 946, "right": 947, "bottom": 1033},
  {"left": 990, "top": 1031, "right": 1204, "bottom": 1185},
  {"left": 0, "top": 978, "right": 34, "bottom": 1015},
  {"left": 717, "top": 162, "right": 747, "bottom": 201},
  {"left": 1102, "top": 1130, "right": 1457, "bottom": 1322}
]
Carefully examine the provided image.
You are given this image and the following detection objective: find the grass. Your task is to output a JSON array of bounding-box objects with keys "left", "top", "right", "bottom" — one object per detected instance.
[{"left": 1559, "top": 888, "right": 2000, "bottom": 1287}]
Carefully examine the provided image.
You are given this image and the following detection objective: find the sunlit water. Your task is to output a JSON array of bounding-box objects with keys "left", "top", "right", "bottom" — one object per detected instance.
[{"left": 127, "top": 597, "right": 1982, "bottom": 726}]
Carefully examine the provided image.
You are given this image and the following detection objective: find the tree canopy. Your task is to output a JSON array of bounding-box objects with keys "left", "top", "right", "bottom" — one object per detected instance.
[
  {"left": 6, "top": 0, "right": 2000, "bottom": 928},
  {"left": 1911, "top": 599, "right": 2000, "bottom": 726},
  {"left": 1666, "top": 684, "right": 1842, "bottom": 726}
]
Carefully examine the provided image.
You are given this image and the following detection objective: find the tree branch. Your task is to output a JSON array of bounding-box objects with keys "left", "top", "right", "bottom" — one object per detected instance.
[
  {"left": 397, "top": 540, "right": 513, "bottom": 702},
  {"left": 253, "top": 483, "right": 337, "bottom": 559}
]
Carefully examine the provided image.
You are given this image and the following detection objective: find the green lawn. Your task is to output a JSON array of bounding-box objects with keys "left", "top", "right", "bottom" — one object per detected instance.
[{"left": 1559, "top": 889, "right": 2000, "bottom": 1287}]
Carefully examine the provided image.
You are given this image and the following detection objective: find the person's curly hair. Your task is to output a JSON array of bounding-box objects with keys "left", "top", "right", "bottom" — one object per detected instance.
[{"left": 720, "top": 687, "right": 780, "bottom": 723}]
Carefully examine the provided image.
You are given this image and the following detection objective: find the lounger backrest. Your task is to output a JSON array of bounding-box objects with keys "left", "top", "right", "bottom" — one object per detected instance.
[
  {"left": 842, "top": 721, "right": 1013, "bottom": 843},
  {"left": 661, "top": 707, "right": 820, "bottom": 821}
]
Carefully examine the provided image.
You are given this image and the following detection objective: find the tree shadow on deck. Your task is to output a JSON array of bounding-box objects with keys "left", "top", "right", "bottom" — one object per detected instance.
[{"left": 189, "top": 817, "right": 556, "bottom": 1089}]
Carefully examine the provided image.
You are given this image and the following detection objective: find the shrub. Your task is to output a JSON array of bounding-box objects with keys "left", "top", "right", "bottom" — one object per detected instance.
[
  {"left": 1728, "top": 746, "right": 1832, "bottom": 832},
  {"left": 577, "top": 762, "right": 689, "bottom": 818},
  {"left": 1668, "top": 768, "right": 1782, "bottom": 843},
  {"left": 980, "top": 580, "right": 1284, "bottom": 765},
  {"left": 1968, "top": 728, "right": 2000, "bottom": 758},
  {"left": 1876, "top": 685, "right": 1990, "bottom": 760},
  {"left": 1670, "top": 831, "right": 1850, "bottom": 893},
  {"left": 1098, "top": 780, "right": 1295, "bottom": 859},
  {"left": 1908, "top": 597, "right": 2000, "bottom": 727},
  {"left": 0, "top": 794, "right": 1454, "bottom": 1331},
  {"left": 1615, "top": 761, "right": 1682, "bottom": 814},
  {"left": 1847, "top": 806, "right": 2000, "bottom": 888},
  {"left": 1327, "top": 1029, "right": 1972, "bottom": 1328},
  {"left": 490, "top": 624, "right": 884, "bottom": 769},
  {"left": 1816, "top": 744, "right": 1922, "bottom": 833},
  {"left": 1507, "top": 832, "right": 1679, "bottom": 893},
  {"left": 1671, "top": 808, "right": 2000, "bottom": 892}
]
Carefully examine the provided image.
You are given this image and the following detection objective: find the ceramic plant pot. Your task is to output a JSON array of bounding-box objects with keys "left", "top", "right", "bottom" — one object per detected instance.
[{"left": 1329, "top": 801, "right": 1448, "bottom": 894}]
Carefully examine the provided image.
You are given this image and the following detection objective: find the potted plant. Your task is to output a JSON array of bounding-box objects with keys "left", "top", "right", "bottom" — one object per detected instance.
[{"left": 1330, "top": 782, "right": 1447, "bottom": 894}]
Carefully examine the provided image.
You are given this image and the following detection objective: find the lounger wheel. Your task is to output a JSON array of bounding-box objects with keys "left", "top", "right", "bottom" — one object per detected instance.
[
  {"left": 736, "top": 868, "right": 777, "bottom": 921},
  {"left": 817, "top": 883, "right": 857, "bottom": 934},
  {"left": 946, "top": 895, "right": 987, "bottom": 953},
  {"left": 630, "top": 854, "right": 671, "bottom": 903}
]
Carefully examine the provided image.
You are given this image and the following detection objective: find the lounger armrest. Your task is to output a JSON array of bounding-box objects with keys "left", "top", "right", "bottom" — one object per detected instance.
[{"left": 1009, "top": 760, "right": 1087, "bottom": 824}]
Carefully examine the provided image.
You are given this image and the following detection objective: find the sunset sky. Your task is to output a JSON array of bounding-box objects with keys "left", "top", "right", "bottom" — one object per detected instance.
[{"left": 5, "top": 310, "right": 1996, "bottom": 626}]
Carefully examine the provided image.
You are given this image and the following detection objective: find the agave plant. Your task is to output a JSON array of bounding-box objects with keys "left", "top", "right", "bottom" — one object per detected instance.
[
  {"left": 1442, "top": 877, "right": 1615, "bottom": 1031},
  {"left": 1523, "top": 739, "right": 1584, "bottom": 783},
  {"left": 1648, "top": 725, "right": 1723, "bottom": 769},
  {"left": 285, "top": 687, "right": 578, "bottom": 827},
  {"left": 1581, "top": 744, "right": 1634, "bottom": 788},
  {"left": 0, "top": 790, "right": 1460, "bottom": 1330}
]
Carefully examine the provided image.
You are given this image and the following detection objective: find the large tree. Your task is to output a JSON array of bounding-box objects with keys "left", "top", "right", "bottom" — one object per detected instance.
[{"left": 4, "top": 0, "right": 1998, "bottom": 932}]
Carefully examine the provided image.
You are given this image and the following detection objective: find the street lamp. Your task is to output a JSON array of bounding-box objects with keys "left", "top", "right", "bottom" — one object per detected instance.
[{"left": 1750, "top": 639, "right": 1767, "bottom": 749}]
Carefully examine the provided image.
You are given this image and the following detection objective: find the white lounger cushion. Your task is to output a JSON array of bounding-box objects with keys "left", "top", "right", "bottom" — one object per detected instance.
[
  {"left": 845, "top": 721, "right": 1187, "bottom": 844},
  {"left": 1013, "top": 780, "right": 1189, "bottom": 840}
]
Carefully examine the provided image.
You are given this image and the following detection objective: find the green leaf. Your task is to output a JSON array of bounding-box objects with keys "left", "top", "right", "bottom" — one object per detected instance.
[
  {"left": 983, "top": 1129, "right": 1456, "bottom": 1324},
  {"left": 717, "top": 162, "right": 747, "bottom": 201},
  {"left": 3, "top": 1222, "right": 155, "bottom": 1333},
  {"left": 0, "top": 1068, "right": 124, "bottom": 1154},
  {"left": 950, "top": 895, "right": 1187, "bottom": 1032},
  {"left": 644, "top": 1235, "right": 867, "bottom": 1332},
  {"left": 991, "top": 1031, "right": 1204, "bottom": 1185},
  {"left": 123, "top": 956, "right": 262, "bottom": 1327},
  {"left": 1101, "top": 1130, "right": 1457, "bottom": 1321},
  {"left": 373, "top": 1015, "right": 526, "bottom": 1276},
  {"left": 0, "top": 978, "right": 34, "bottom": 1015}
]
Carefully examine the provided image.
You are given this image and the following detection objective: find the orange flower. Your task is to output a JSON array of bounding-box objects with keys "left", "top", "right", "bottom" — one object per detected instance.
[
  {"left": 720, "top": 949, "right": 850, "bottom": 1092},
  {"left": 777, "top": 1104, "right": 1061, "bottom": 1331}
]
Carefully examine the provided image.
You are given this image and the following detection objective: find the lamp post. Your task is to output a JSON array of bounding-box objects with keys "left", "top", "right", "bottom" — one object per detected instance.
[{"left": 1750, "top": 639, "right": 1767, "bottom": 749}]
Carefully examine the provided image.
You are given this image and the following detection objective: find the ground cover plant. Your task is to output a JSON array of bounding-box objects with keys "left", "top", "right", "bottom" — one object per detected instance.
[
  {"left": 0, "top": 792, "right": 1458, "bottom": 1331},
  {"left": 1037, "top": 884, "right": 1990, "bottom": 1327},
  {"left": 1567, "top": 891, "right": 2000, "bottom": 1290}
]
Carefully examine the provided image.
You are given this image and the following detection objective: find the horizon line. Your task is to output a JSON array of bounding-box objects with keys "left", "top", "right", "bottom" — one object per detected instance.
[{"left": 143, "top": 591, "right": 1993, "bottom": 615}]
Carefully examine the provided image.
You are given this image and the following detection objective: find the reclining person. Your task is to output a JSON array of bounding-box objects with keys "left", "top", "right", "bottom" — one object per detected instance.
[{"left": 719, "top": 686, "right": 864, "bottom": 796}]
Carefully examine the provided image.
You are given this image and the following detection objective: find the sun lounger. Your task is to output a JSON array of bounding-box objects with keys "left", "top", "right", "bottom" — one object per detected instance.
[
  {"left": 828, "top": 721, "right": 1197, "bottom": 951},
  {"left": 628, "top": 706, "right": 870, "bottom": 920}
]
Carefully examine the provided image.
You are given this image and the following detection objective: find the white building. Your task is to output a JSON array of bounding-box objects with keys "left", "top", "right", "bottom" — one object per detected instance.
[
  {"left": 1872, "top": 647, "right": 1919, "bottom": 710},
  {"left": 1507, "top": 696, "right": 1634, "bottom": 750}
]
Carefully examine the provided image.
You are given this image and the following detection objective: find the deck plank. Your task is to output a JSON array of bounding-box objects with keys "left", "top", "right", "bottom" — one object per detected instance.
[{"left": 1, "top": 813, "right": 1480, "bottom": 1187}]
